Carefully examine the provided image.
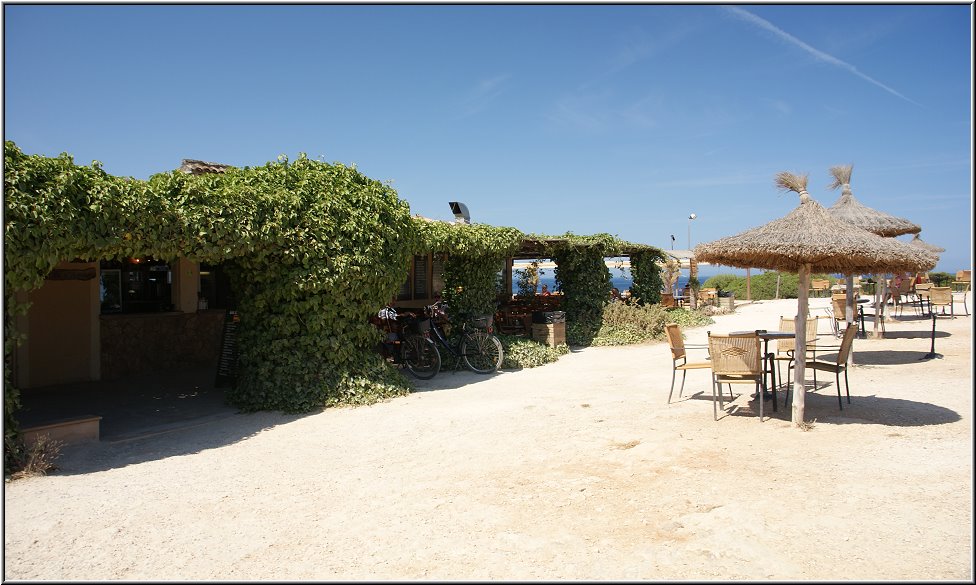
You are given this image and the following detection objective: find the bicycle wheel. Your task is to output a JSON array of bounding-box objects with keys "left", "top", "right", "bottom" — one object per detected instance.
[
  {"left": 461, "top": 331, "right": 503, "bottom": 374},
  {"left": 402, "top": 334, "right": 441, "bottom": 379}
]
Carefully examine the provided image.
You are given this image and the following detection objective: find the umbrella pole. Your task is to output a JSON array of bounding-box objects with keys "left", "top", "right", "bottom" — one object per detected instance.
[
  {"left": 792, "top": 264, "right": 810, "bottom": 426},
  {"left": 845, "top": 274, "right": 856, "bottom": 364},
  {"left": 873, "top": 274, "right": 882, "bottom": 338}
]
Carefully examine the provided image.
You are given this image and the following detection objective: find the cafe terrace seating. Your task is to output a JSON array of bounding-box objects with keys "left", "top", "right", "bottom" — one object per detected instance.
[
  {"left": 707, "top": 330, "right": 765, "bottom": 421},
  {"left": 772, "top": 316, "right": 818, "bottom": 390},
  {"left": 665, "top": 323, "right": 712, "bottom": 404},
  {"left": 951, "top": 270, "right": 970, "bottom": 316},
  {"left": 786, "top": 323, "right": 858, "bottom": 410},
  {"left": 809, "top": 279, "right": 831, "bottom": 298},
  {"left": 698, "top": 287, "right": 718, "bottom": 306},
  {"left": 929, "top": 286, "right": 955, "bottom": 318}
]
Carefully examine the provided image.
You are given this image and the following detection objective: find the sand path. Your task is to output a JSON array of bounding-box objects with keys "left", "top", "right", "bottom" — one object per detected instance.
[{"left": 4, "top": 296, "right": 972, "bottom": 580}]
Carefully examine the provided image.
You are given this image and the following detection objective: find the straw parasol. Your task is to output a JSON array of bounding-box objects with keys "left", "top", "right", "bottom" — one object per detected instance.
[
  {"left": 826, "top": 165, "right": 920, "bottom": 237},
  {"left": 827, "top": 164, "right": 923, "bottom": 337},
  {"left": 908, "top": 233, "right": 946, "bottom": 254},
  {"left": 694, "top": 171, "right": 936, "bottom": 427}
]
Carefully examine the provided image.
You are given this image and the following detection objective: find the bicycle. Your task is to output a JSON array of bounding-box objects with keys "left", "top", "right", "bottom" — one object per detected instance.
[
  {"left": 422, "top": 300, "right": 503, "bottom": 374},
  {"left": 374, "top": 304, "right": 441, "bottom": 380}
]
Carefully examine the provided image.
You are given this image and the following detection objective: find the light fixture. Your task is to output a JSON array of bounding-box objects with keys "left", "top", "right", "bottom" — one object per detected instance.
[
  {"left": 449, "top": 201, "right": 471, "bottom": 224},
  {"left": 688, "top": 213, "right": 697, "bottom": 250}
]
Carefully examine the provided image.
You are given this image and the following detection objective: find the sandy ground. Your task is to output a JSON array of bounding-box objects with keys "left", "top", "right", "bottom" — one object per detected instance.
[{"left": 4, "top": 296, "right": 973, "bottom": 581}]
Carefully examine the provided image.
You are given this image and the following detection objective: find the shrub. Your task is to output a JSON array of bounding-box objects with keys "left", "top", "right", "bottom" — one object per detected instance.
[
  {"left": 5, "top": 433, "right": 62, "bottom": 480},
  {"left": 586, "top": 301, "right": 714, "bottom": 346},
  {"left": 498, "top": 334, "right": 569, "bottom": 369},
  {"left": 928, "top": 272, "right": 953, "bottom": 287},
  {"left": 702, "top": 271, "right": 837, "bottom": 300}
]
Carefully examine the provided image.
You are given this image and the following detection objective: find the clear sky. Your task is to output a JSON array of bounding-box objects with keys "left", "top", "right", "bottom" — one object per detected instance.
[{"left": 3, "top": 4, "right": 972, "bottom": 274}]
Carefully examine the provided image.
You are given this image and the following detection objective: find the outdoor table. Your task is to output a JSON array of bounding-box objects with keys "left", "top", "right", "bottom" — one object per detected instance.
[{"left": 729, "top": 330, "right": 794, "bottom": 412}]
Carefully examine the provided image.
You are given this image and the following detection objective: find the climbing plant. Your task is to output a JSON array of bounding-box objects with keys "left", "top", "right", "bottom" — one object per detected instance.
[
  {"left": 628, "top": 248, "right": 666, "bottom": 306},
  {"left": 544, "top": 233, "right": 622, "bottom": 345},
  {"left": 3, "top": 142, "right": 422, "bottom": 443},
  {"left": 413, "top": 219, "right": 523, "bottom": 323}
]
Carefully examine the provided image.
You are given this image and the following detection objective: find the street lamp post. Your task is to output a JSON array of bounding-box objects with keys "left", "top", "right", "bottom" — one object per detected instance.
[{"left": 688, "top": 213, "right": 697, "bottom": 250}]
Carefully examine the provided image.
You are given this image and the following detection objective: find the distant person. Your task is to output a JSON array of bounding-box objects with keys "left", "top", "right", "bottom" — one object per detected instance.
[
  {"left": 610, "top": 287, "right": 621, "bottom": 301},
  {"left": 883, "top": 272, "right": 908, "bottom": 307},
  {"left": 540, "top": 284, "right": 551, "bottom": 296}
]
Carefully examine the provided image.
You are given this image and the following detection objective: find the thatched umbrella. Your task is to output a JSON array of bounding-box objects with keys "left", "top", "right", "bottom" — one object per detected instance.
[
  {"left": 908, "top": 233, "right": 946, "bottom": 254},
  {"left": 827, "top": 164, "right": 922, "bottom": 337},
  {"left": 694, "top": 171, "right": 936, "bottom": 427}
]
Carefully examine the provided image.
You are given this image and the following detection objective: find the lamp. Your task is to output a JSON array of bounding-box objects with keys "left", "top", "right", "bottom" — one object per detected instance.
[
  {"left": 449, "top": 201, "right": 471, "bottom": 224},
  {"left": 688, "top": 213, "right": 697, "bottom": 250},
  {"left": 670, "top": 234, "right": 675, "bottom": 250}
]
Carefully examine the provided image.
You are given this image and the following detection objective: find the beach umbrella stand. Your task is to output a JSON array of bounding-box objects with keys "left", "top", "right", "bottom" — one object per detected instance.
[{"left": 920, "top": 310, "right": 943, "bottom": 360}]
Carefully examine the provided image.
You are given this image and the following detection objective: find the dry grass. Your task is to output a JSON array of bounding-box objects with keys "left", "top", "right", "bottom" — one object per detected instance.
[{"left": 7, "top": 434, "right": 63, "bottom": 481}]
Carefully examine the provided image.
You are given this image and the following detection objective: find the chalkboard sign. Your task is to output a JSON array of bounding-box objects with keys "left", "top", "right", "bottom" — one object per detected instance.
[{"left": 214, "top": 310, "right": 240, "bottom": 388}]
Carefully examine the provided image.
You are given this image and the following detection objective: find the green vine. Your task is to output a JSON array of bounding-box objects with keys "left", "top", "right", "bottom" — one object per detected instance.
[{"left": 629, "top": 249, "right": 666, "bottom": 305}]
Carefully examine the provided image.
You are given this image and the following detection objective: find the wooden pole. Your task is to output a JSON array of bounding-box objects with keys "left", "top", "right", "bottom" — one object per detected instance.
[
  {"left": 792, "top": 263, "right": 810, "bottom": 426},
  {"left": 746, "top": 268, "right": 752, "bottom": 301},
  {"left": 845, "top": 275, "right": 855, "bottom": 324}
]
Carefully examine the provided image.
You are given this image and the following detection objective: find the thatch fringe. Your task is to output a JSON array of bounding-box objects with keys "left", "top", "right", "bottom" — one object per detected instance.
[
  {"left": 775, "top": 171, "right": 809, "bottom": 198},
  {"left": 828, "top": 164, "right": 853, "bottom": 190}
]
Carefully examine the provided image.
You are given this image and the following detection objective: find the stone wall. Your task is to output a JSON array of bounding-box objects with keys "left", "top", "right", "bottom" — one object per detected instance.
[{"left": 100, "top": 310, "right": 226, "bottom": 380}]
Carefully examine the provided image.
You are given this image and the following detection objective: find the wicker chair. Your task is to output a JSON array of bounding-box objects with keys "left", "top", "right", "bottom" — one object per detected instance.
[
  {"left": 665, "top": 323, "right": 712, "bottom": 403},
  {"left": 809, "top": 279, "right": 831, "bottom": 298},
  {"left": 894, "top": 275, "right": 919, "bottom": 316},
  {"left": 707, "top": 331, "right": 766, "bottom": 421},
  {"left": 929, "top": 286, "right": 954, "bottom": 318},
  {"left": 786, "top": 324, "right": 858, "bottom": 410},
  {"left": 913, "top": 282, "right": 933, "bottom": 315},
  {"left": 772, "top": 316, "right": 819, "bottom": 390}
]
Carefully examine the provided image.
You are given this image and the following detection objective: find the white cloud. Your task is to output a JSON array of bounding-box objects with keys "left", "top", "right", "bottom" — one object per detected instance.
[
  {"left": 724, "top": 6, "right": 922, "bottom": 107},
  {"left": 457, "top": 74, "right": 510, "bottom": 118}
]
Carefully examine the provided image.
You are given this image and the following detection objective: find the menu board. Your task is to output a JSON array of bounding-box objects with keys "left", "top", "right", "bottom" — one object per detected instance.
[{"left": 214, "top": 310, "right": 240, "bottom": 388}]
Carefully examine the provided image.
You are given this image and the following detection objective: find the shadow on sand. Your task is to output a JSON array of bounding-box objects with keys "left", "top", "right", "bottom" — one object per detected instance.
[{"left": 687, "top": 387, "right": 960, "bottom": 427}]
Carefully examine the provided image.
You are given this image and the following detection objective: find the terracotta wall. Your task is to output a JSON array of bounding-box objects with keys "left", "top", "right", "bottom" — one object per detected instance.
[{"left": 20, "top": 263, "right": 100, "bottom": 388}]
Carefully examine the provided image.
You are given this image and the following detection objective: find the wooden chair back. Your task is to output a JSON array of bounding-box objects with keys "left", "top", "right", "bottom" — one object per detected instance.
[
  {"left": 830, "top": 294, "right": 847, "bottom": 321},
  {"left": 956, "top": 270, "right": 971, "bottom": 283},
  {"left": 836, "top": 323, "right": 859, "bottom": 366},
  {"left": 777, "top": 316, "right": 817, "bottom": 354},
  {"left": 930, "top": 286, "right": 952, "bottom": 307},
  {"left": 665, "top": 323, "right": 687, "bottom": 361},
  {"left": 708, "top": 332, "right": 762, "bottom": 376}
]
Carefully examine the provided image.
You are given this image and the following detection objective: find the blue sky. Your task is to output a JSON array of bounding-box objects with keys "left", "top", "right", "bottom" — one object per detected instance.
[{"left": 4, "top": 4, "right": 972, "bottom": 274}]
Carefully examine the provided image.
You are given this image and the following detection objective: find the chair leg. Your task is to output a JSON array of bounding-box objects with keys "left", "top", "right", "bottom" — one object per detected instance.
[
  {"left": 668, "top": 368, "right": 677, "bottom": 403},
  {"left": 679, "top": 369, "right": 689, "bottom": 398},
  {"left": 712, "top": 377, "right": 719, "bottom": 421},
  {"left": 836, "top": 370, "right": 843, "bottom": 410},
  {"left": 844, "top": 368, "right": 851, "bottom": 404}
]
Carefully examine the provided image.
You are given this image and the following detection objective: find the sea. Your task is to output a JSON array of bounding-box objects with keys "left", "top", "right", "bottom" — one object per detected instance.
[{"left": 531, "top": 266, "right": 749, "bottom": 294}]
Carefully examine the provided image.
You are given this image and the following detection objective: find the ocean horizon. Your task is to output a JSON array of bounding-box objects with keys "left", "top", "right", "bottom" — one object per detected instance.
[{"left": 526, "top": 265, "right": 747, "bottom": 294}]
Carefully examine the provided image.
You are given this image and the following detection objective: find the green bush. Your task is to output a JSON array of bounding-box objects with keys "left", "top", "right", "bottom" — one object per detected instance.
[
  {"left": 498, "top": 334, "right": 569, "bottom": 369},
  {"left": 702, "top": 271, "right": 837, "bottom": 300},
  {"left": 928, "top": 272, "right": 953, "bottom": 287},
  {"left": 586, "top": 301, "right": 714, "bottom": 346}
]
